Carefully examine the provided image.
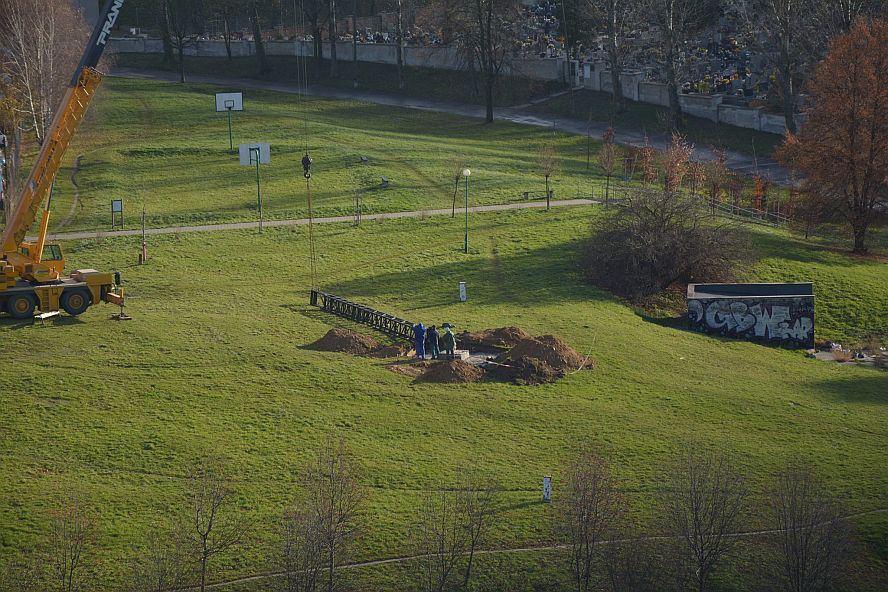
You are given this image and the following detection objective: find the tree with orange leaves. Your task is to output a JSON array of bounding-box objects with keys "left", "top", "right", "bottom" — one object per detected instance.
[{"left": 776, "top": 17, "right": 888, "bottom": 254}]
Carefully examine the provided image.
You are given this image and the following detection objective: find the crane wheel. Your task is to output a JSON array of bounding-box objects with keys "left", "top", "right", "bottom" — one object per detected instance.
[
  {"left": 6, "top": 293, "right": 36, "bottom": 319},
  {"left": 61, "top": 288, "right": 91, "bottom": 316}
]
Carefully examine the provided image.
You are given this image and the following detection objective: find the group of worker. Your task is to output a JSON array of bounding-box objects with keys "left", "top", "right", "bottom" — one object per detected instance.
[{"left": 412, "top": 322, "right": 457, "bottom": 360}]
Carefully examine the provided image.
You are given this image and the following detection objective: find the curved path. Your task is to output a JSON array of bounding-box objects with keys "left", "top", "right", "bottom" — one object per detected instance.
[
  {"left": 183, "top": 507, "right": 888, "bottom": 591},
  {"left": 37, "top": 198, "right": 597, "bottom": 242},
  {"left": 110, "top": 68, "right": 791, "bottom": 186}
]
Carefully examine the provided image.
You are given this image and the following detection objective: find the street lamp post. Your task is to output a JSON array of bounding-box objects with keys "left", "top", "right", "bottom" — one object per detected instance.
[{"left": 462, "top": 168, "right": 471, "bottom": 254}]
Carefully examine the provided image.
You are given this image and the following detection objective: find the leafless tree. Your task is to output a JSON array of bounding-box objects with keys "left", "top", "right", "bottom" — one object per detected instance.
[
  {"left": 449, "top": 156, "right": 465, "bottom": 217},
  {"left": 602, "top": 535, "right": 658, "bottom": 592},
  {"left": 181, "top": 457, "right": 248, "bottom": 592},
  {"left": 556, "top": 448, "right": 624, "bottom": 592},
  {"left": 279, "top": 507, "right": 325, "bottom": 592},
  {"left": 666, "top": 445, "right": 748, "bottom": 592},
  {"left": 305, "top": 437, "right": 364, "bottom": 592},
  {"left": 661, "top": 133, "right": 693, "bottom": 193},
  {"left": 457, "top": 470, "right": 500, "bottom": 589},
  {"left": 536, "top": 144, "right": 560, "bottom": 210},
  {"left": 767, "top": 460, "right": 852, "bottom": 592},
  {"left": 580, "top": 0, "right": 638, "bottom": 114},
  {"left": 127, "top": 529, "right": 191, "bottom": 592},
  {"left": 164, "top": 0, "right": 202, "bottom": 83},
  {"left": 412, "top": 490, "right": 468, "bottom": 592},
  {"left": 45, "top": 493, "right": 98, "bottom": 592},
  {"left": 328, "top": 0, "right": 339, "bottom": 77},
  {"left": 428, "top": 0, "right": 521, "bottom": 123},
  {"left": 643, "top": 0, "right": 719, "bottom": 130},
  {"left": 598, "top": 127, "right": 618, "bottom": 203},
  {"left": 0, "top": 0, "right": 88, "bottom": 144},
  {"left": 251, "top": 0, "right": 271, "bottom": 75}
]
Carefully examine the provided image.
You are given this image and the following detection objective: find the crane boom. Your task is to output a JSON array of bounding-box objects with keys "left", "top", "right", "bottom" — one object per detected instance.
[{"left": 0, "top": 0, "right": 125, "bottom": 253}]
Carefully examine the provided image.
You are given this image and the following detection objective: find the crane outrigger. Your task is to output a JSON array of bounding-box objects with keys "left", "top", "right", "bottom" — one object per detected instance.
[{"left": 0, "top": 0, "right": 126, "bottom": 319}]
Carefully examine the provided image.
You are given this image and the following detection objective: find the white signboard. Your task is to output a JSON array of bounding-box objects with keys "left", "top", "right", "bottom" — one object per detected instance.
[
  {"left": 111, "top": 199, "right": 123, "bottom": 213},
  {"left": 543, "top": 476, "right": 552, "bottom": 503},
  {"left": 215, "top": 92, "right": 244, "bottom": 112},
  {"left": 239, "top": 143, "right": 271, "bottom": 166},
  {"left": 459, "top": 281, "right": 467, "bottom": 302}
]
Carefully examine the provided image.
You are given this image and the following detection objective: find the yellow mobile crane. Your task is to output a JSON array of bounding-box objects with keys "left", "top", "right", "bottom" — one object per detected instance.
[{"left": 0, "top": 0, "right": 126, "bottom": 319}]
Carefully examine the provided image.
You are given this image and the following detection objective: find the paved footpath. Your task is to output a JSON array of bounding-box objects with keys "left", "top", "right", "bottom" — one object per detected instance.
[
  {"left": 41, "top": 199, "right": 597, "bottom": 242},
  {"left": 111, "top": 68, "right": 790, "bottom": 185}
]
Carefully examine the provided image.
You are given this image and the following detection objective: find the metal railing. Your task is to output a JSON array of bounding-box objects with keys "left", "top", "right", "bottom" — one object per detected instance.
[{"left": 310, "top": 290, "right": 415, "bottom": 341}]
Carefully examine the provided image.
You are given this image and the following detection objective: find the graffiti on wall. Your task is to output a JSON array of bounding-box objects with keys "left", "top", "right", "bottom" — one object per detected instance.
[{"left": 688, "top": 297, "right": 815, "bottom": 349}]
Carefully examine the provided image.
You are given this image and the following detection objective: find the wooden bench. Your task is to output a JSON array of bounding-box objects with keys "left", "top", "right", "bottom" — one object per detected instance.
[{"left": 34, "top": 311, "right": 60, "bottom": 326}]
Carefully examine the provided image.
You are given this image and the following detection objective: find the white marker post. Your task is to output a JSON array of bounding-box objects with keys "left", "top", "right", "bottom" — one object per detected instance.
[
  {"left": 543, "top": 476, "right": 552, "bottom": 503},
  {"left": 459, "top": 281, "right": 467, "bottom": 302},
  {"left": 239, "top": 143, "right": 270, "bottom": 232},
  {"left": 216, "top": 92, "right": 244, "bottom": 152}
]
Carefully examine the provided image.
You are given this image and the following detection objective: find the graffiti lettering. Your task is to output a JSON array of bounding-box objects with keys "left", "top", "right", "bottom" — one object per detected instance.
[{"left": 689, "top": 297, "right": 815, "bottom": 349}]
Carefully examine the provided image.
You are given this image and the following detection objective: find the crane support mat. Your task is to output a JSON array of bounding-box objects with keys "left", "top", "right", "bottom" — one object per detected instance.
[{"left": 310, "top": 290, "right": 414, "bottom": 342}]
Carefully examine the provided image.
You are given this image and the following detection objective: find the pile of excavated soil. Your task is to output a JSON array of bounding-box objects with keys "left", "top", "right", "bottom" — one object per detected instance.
[
  {"left": 493, "top": 335, "right": 592, "bottom": 384},
  {"left": 416, "top": 359, "right": 484, "bottom": 384},
  {"left": 387, "top": 361, "right": 431, "bottom": 378},
  {"left": 307, "top": 329, "right": 412, "bottom": 358},
  {"left": 307, "top": 328, "right": 380, "bottom": 355},
  {"left": 458, "top": 326, "right": 532, "bottom": 351}
]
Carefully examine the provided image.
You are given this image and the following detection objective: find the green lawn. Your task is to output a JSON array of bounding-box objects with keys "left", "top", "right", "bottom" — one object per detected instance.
[
  {"left": 1, "top": 207, "right": 886, "bottom": 590},
  {"left": 46, "top": 77, "right": 610, "bottom": 234}
]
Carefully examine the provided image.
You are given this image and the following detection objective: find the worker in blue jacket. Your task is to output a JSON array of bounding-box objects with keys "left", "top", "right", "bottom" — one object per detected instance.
[{"left": 413, "top": 323, "right": 426, "bottom": 359}]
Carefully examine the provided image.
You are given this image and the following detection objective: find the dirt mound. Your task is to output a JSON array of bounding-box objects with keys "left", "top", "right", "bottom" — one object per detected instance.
[
  {"left": 416, "top": 359, "right": 484, "bottom": 384},
  {"left": 306, "top": 328, "right": 381, "bottom": 355},
  {"left": 493, "top": 335, "right": 591, "bottom": 384},
  {"left": 388, "top": 361, "right": 431, "bottom": 378},
  {"left": 369, "top": 344, "right": 413, "bottom": 358},
  {"left": 458, "top": 326, "right": 532, "bottom": 351}
]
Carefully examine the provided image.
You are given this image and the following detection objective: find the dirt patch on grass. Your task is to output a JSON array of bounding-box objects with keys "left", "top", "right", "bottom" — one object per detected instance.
[
  {"left": 388, "top": 361, "right": 431, "bottom": 378},
  {"left": 458, "top": 326, "right": 532, "bottom": 351},
  {"left": 416, "top": 359, "right": 484, "bottom": 384},
  {"left": 493, "top": 335, "right": 592, "bottom": 384},
  {"left": 307, "top": 328, "right": 411, "bottom": 357}
]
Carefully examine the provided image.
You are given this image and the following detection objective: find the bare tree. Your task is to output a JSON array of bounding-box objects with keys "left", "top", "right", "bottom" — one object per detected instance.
[
  {"left": 45, "top": 494, "right": 98, "bottom": 592},
  {"left": 128, "top": 529, "right": 191, "bottom": 592},
  {"left": 412, "top": 490, "right": 468, "bottom": 592},
  {"left": 666, "top": 445, "right": 748, "bottom": 592},
  {"left": 602, "top": 535, "right": 657, "bottom": 592},
  {"left": 643, "top": 0, "right": 718, "bottom": 130},
  {"left": 598, "top": 127, "right": 618, "bottom": 203},
  {"left": 328, "top": 0, "right": 339, "bottom": 77},
  {"left": 767, "top": 460, "right": 852, "bottom": 592},
  {"left": 536, "top": 144, "right": 560, "bottom": 210},
  {"left": 702, "top": 148, "right": 728, "bottom": 209},
  {"left": 251, "top": 0, "right": 271, "bottom": 75},
  {"left": 305, "top": 437, "right": 364, "bottom": 592},
  {"left": 0, "top": 0, "right": 88, "bottom": 144},
  {"left": 279, "top": 507, "right": 325, "bottom": 592},
  {"left": 458, "top": 470, "right": 500, "bottom": 589},
  {"left": 181, "top": 457, "right": 248, "bottom": 592},
  {"left": 581, "top": 0, "right": 637, "bottom": 114},
  {"left": 556, "top": 448, "right": 624, "bottom": 592},
  {"left": 449, "top": 156, "right": 465, "bottom": 217},
  {"left": 661, "top": 133, "right": 693, "bottom": 193},
  {"left": 165, "top": 0, "right": 202, "bottom": 83}
]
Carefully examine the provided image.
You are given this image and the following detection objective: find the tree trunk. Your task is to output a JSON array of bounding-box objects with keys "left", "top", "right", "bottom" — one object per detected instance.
[
  {"left": 223, "top": 17, "right": 232, "bottom": 60},
  {"left": 779, "top": 45, "right": 797, "bottom": 133},
  {"left": 200, "top": 553, "right": 208, "bottom": 592},
  {"left": 484, "top": 73, "right": 494, "bottom": 123},
  {"left": 252, "top": 3, "right": 269, "bottom": 75},
  {"left": 852, "top": 221, "right": 868, "bottom": 254},
  {"left": 314, "top": 25, "right": 323, "bottom": 78},
  {"left": 177, "top": 42, "right": 186, "bottom": 83},
  {"left": 329, "top": 0, "right": 338, "bottom": 78},
  {"left": 665, "top": 36, "right": 680, "bottom": 131},
  {"left": 352, "top": 0, "right": 358, "bottom": 88},
  {"left": 607, "top": 11, "right": 625, "bottom": 113},
  {"left": 160, "top": 2, "right": 175, "bottom": 65},
  {"left": 327, "top": 548, "right": 335, "bottom": 592},
  {"left": 396, "top": 0, "right": 405, "bottom": 90}
]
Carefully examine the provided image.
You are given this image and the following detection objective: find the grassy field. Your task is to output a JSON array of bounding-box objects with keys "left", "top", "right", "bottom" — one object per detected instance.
[
  {"left": 1, "top": 205, "right": 886, "bottom": 590},
  {"left": 44, "top": 77, "right": 612, "bottom": 234}
]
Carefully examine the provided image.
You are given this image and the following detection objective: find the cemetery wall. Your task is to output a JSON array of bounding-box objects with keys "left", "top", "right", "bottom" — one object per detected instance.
[{"left": 110, "top": 39, "right": 786, "bottom": 132}]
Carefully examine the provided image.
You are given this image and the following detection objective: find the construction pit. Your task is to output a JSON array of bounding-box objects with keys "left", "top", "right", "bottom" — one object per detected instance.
[{"left": 307, "top": 326, "right": 592, "bottom": 385}]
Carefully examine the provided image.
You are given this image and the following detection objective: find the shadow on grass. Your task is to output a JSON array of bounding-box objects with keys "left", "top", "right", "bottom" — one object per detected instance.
[
  {"left": 811, "top": 373, "right": 888, "bottom": 404},
  {"left": 326, "top": 240, "right": 612, "bottom": 309}
]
